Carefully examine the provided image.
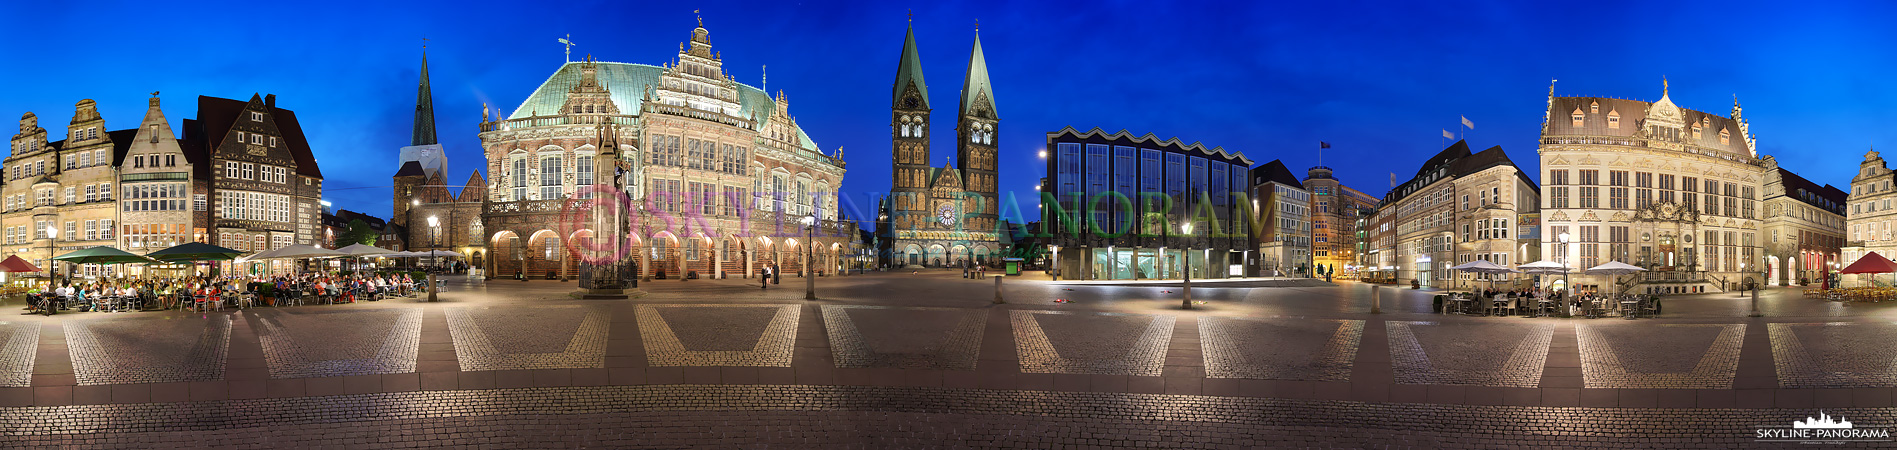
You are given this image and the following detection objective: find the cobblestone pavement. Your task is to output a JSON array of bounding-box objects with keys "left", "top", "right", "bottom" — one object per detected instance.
[
  {"left": 10, "top": 274, "right": 1897, "bottom": 446},
  {"left": 0, "top": 320, "right": 37, "bottom": 387},
  {"left": 1388, "top": 320, "right": 1553, "bottom": 387},
  {"left": 1579, "top": 323, "right": 1745, "bottom": 389},
  {"left": 637, "top": 304, "right": 798, "bottom": 366},
  {"left": 3, "top": 384, "right": 1892, "bottom": 449},
  {"left": 249, "top": 308, "right": 422, "bottom": 379},
  {"left": 446, "top": 304, "right": 609, "bottom": 371},
  {"left": 1771, "top": 322, "right": 1897, "bottom": 388},
  {"left": 65, "top": 315, "right": 230, "bottom": 385},
  {"left": 1013, "top": 310, "right": 1174, "bottom": 376},
  {"left": 1200, "top": 316, "right": 1362, "bottom": 381},
  {"left": 823, "top": 305, "right": 985, "bottom": 370}
]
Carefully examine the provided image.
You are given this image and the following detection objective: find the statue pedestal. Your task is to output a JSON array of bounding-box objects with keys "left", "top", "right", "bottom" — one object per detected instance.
[{"left": 573, "top": 288, "right": 643, "bottom": 300}]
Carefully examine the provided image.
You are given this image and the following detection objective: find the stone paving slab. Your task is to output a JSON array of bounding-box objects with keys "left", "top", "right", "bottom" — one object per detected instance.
[
  {"left": 0, "top": 320, "right": 39, "bottom": 387},
  {"left": 1012, "top": 310, "right": 1173, "bottom": 376},
  {"left": 249, "top": 308, "right": 422, "bottom": 379},
  {"left": 1387, "top": 320, "right": 1553, "bottom": 387},
  {"left": 636, "top": 304, "right": 798, "bottom": 367},
  {"left": 65, "top": 315, "right": 229, "bottom": 385},
  {"left": 822, "top": 305, "right": 985, "bottom": 370},
  {"left": 1201, "top": 316, "right": 1363, "bottom": 382},
  {"left": 2, "top": 384, "right": 1893, "bottom": 448},
  {"left": 446, "top": 304, "right": 609, "bottom": 371},
  {"left": 1771, "top": 322, "right": 1897, "bottom": 389},
  {"left": 1579, "top": 323, "right": 1744, "bottom": 389}
]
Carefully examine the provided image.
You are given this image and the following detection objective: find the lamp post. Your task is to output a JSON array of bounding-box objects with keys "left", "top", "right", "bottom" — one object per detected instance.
[
  {"left": 1182, "top": 222, "right": 1194, "bottom": 310},
  {"left": 802, "top": 214, "right": 817, "bottom": 300},
  {"left": 45, "top": 225, "right": 57, "bottom": 286},
  {"left": 1558, "top": 232, "right": 1572, "bottom": 316},
  {"left": 426, "top": 215, "right": 439, "bottom": 302}
]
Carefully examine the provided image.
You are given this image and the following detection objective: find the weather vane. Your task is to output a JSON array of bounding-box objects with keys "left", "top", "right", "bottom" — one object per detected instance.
[{"left": 558, "top": 34, "right": 576, "bottom": 62}]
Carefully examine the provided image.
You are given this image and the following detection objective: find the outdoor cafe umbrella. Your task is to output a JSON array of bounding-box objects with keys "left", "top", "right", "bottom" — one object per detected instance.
[
  {"left": 1450, "top": 259, "right": 1521, "bottom": 312},
  {"left": 53, "top": 246, "right": 156, "bottom": 280},
  {"left": 243, "top": 244, "right": 348, "bottom": 261},
  {"left": 145, "top": 242, "right": 244, "bottom": 262},
  {"left": 1838, "top": 251, "right": 1897, "bottom": 287},
  {"left": 0, "top": 255, "right": 39, "bottom": 273},
  {"left": 1584, "top": 261, "right": 1648, "bottom": 296},
  {"left": 336, "top": 244, "right": 395, "bottom": 273}
]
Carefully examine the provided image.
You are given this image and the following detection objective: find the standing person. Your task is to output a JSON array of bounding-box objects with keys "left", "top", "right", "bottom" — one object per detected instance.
[{"left": 761, "top": 265, "right": 770, "bottom": 289}]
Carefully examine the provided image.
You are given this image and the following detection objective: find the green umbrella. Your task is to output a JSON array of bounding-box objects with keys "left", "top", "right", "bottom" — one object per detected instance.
[
  {"left": 145, "top": 242, "right": 244, "bottom": 262},
  {"left": 53, "top": 246, "right": 157, "bottom": 265}
]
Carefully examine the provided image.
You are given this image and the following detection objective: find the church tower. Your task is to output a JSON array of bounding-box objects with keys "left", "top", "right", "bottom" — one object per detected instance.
[
  {"left": 957, "top": 30, "right": 999, "bottom": 232},
  {"left": 397, "top": 49, "right": 446, "bottom": 179},
  {"left": 890, "top": 20, "right": 932, "bottom": 232}
]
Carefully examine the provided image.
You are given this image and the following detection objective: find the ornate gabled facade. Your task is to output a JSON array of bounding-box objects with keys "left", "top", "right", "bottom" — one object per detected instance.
[
  {"left": 877, "top": 21, "right": 1002, "bottom": 267},
  {"left": 1361, "top": 140, "right": 1539, "bottom": 289},
  {"left": 1843, "top": 149, "right": 1896, "bottom": 286},
  {"left": 2, "top": 92, "right": 323, "bottom": 279},
  {"left": 474, "top": 17, "right": 848, "bottom": 280},
  {"left": 1535, "top": 80, "right": 1823, "bottom": 294}
]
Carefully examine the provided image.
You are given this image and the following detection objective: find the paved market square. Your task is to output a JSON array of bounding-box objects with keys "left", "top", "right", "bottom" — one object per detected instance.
[{"left": 5, "top": 270, "right": 1897, "bottom": 448}]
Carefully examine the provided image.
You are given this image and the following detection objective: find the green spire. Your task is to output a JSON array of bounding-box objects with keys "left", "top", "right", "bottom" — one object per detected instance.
[
  {"left": 893, "top": 24, "right": 930, "bottom": 109},
  {"left": 411, "top": 50, "right": 438, "bottom": 146},
  {"left": 960, "top": 31, "right": 995, "bottom": 119}
]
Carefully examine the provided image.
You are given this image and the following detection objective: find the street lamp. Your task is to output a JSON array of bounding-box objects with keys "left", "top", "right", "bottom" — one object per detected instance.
[
  {"left": 1558, "top": 232, "right": 1571, "bottom": 316},
  {"left": 426, "top": 215, "right": 439, "bottom": 302},
  {"left": 44, "top": 225, "right": 57, "bottom": 286},
  {"left": 1182, "top": 222, "right": 1194, "bottom": 310},
  {"left": 802, "top": 214, "right": 817, "bottom": 300}
]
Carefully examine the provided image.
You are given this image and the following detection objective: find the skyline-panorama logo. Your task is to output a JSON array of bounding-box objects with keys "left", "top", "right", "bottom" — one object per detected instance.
[{"left": 1757, "top": 411, "right": 1891, "bottom": 444}]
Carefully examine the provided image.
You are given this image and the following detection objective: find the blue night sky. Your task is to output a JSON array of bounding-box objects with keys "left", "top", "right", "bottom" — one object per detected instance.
[{"left": 1, "top": 0, "right": 1891, "bottom": 222}]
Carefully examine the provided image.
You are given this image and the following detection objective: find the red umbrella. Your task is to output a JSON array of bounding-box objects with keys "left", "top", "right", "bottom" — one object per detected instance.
[
  {"left": 0, "top": 255, "right": 39, "bottom": 273},
  {"left": 1839, "top": 252, "right": 1897, "bottom": 289}
]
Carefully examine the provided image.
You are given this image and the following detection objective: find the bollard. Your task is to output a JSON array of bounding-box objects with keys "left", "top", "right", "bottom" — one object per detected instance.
[
  {"left": 1749, "top": 285, "right": 1762, "bottom": 317},
  {"left": 993, "top": 275, "right": 1004, "bottom": 304},
  {"left": 427, "top": 272, "right": 438, "bottom": 302},
  {"left": 1371, "top": 284, "right": 1382, "bottom": 314},
  {"left": 1182, "top": 271, "right": 1193, "bottom": 310}
]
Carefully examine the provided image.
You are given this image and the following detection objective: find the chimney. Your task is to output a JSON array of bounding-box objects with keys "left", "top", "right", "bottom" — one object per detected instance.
[{"left": 265, "top": 94, "right": 276, "bottom": 108}]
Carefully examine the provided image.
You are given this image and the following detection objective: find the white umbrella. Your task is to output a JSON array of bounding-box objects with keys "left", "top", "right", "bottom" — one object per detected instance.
[
  {"left": 1585, "top": 261, "right": 1648, "bottom": 296},
  {"left": 245, "top": 244, "right": 348, "bottom": 261},
  {"left": 1518, "top": 260, "right": 1572, "bottom": 274},
  {"left": 335, "top": 244, "right": 396, "bottom": 256}
]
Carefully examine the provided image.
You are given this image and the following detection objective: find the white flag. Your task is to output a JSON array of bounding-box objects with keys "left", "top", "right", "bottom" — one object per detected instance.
[
  {"left": 1461, "top": 116, "right": 1474, "bottom": 129},
  {"left": 1442, "top": 129, "right": 1454, "bottom": 139},
  {"left": 1390, "top": 172, "right": 1396, "bottom": 188}
]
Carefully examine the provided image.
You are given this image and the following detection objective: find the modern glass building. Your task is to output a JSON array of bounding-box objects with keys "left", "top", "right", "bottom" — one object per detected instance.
[{"left": 1039, "top": 127, "right": 1252, "bottom": 280}]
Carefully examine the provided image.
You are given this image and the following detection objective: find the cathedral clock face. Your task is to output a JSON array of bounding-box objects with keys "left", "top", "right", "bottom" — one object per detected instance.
[{"left": 937, "top": 204, "right": 957, "bottom": 227}]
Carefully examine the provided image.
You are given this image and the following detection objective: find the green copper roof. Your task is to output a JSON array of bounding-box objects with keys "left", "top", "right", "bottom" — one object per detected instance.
[
  {"left": 507, "top": 61, "right": 817, "bottom": 151},
  {"left": 960, "top": 32, "right": 996, "bottom": 119},
  {"left": 412, "top": 51, "right": 438, "bottom": 146},
  {"left": 893, "top": 25, "right": 929, "bottom": 109}
]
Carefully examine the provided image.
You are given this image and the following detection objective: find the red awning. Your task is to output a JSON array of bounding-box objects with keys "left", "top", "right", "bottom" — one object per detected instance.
[
  {"left": 1839, "top": 252, "right": 1897, "bottom": 274},
  {"left": 0, "top": 255, "right": 39, "bottom": 273}
]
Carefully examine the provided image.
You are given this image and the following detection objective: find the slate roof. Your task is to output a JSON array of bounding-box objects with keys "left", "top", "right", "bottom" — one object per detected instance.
[
  {"left": 1545, "top": 95, "right": 1751, "bottom": 155},
  {"left": 960, "top": 33, "right": 996, "bottom": 118},
  {"left": 185, "top": 95, "right": 323, "bottom": 179},
  {"left": 506, "top": 61, "right": 820, "bottom": 152},
  {"left": 1776, "top": 168, "right": 1847, "bottom": 215},
  {"left": 1251, "top": 160, "right": 1303, "bottom": 190},
  {"left": 394, "top": 161, "right": 425, "bottom": 177}
]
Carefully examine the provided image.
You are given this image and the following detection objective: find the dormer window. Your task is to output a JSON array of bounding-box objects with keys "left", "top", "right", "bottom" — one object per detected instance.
[
  {"left": 1692, "top": 123, "right": 1702, "bottom": 139},
  {"left": 1607, "top": 110, "right": 1620, "bottom": 129},
  {"left": 1571, "top": 107, "right": 1585, "bottom": 127},
  {"left": 1719, "top": 128, "right": 1730, "bottom": 145},
  {"left": 1590, "top": 101, "right": 1599, "bottom": 114},
  {"left": 250, "top": 112, "right": 263, "bottom": 122}
]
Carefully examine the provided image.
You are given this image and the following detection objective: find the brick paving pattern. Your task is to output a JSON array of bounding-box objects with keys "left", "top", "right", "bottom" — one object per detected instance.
[
  {"left": 822, "top": 305, "right": 985, "bottom": 370},
  {"left": 1771, "top": 322, "right": 1897, "bottom": 388},
  {"left": 2, "top": 384, "right": 1887, "bottom": 449},
  {"left": 1387, "top": 320, "right": 1553, "bottom": 387},
  {"left": 249, "top": 308, "right": 422, "bottom": 379},
  {"left": 1013, "top": 310, "right": 1174, "bottom": 376},
  {"left": 1578, "top": 323, "right": 1745, "bottom": 389},
  {"left": 1200, "top": 317, "right": 1362, "bottom": 381},
  {"left": 446, "top": 304, "right": 609, "bottom": 371},
  {"left": 0, "top": 320, "right": 37, "bottom": 387},
  {"left": 637, "top": 304, "right": 799, "bottom": 366},
  {"left": 65, "top": 315, "right": 229, "bottom": 385}
]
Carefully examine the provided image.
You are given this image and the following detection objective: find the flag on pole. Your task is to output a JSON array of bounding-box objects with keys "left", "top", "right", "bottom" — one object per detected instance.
[
  {"left": 1461, "top": 116, "right": 1475, "bottom": 129},
  {"left": 1390, "top": 172, "right": 1396, "bottom": 188},
  {"left": 1442, "top": 129, "right": 1454, "bottom": 139},
  {"left": 1319, "top": 141, "right": 1331, "bottom": 149}
]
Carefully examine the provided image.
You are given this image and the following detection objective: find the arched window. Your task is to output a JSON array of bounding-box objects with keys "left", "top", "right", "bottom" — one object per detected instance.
[{"left": 469, "top": 221, "right": 484, "bottom": 245}]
